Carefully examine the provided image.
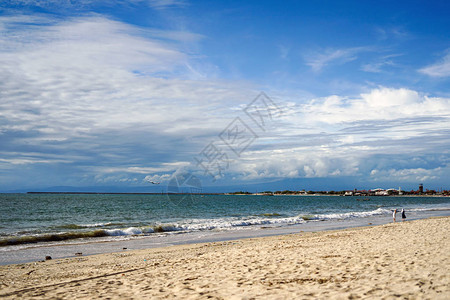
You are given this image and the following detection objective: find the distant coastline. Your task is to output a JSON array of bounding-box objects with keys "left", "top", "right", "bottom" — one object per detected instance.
[
  {"left": 23, "top": 191, "right": 449, "bottom": 196},
  {"left": 25, "top": 192, "right": 223, "bottom": 195}
]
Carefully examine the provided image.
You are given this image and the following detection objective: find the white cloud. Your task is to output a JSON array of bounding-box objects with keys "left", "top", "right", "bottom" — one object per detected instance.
[
  {"left": 0, "top": 15, "right": 251, "bottom": 132},
  {"left": 361, "top": 63, "right": 384, "bottom": 73},
  {"left": 0, "top": 158, "right": 69, "bottom": 165},
  {"left": 226, "top": 148, "right": 360, "bottom": 180},
  {"left": 361, "top": 54, "right": 401, "bottom": 73},
  {"left": 304, "top": 47, "right": 369, "bottom": 72},
  {"left": 0, "top": 14, "right": 259, "bottom": 188},
  {"left": 2, "top": 0, "right": 186, "bottom": 10},
  {"left": 218, "top": 87, "right": 450, "bottom": 182},
  {"left": 374, "top": 26, "right": 410, "bottom": 41},
  {"left": 0, "top": 14, "right": 448, "bottom": 189},
  {"left": 143, "top": 173, "right": 171, "bottom": 182},
  {"left": 278, "top": 45, "right": 290, "bottom": 60},
  {"left": 369, "top": 167, "right": 442, "bottom": 183},
  {"left": 301, "top": 87, "right": 449, "bottom": 124},
  {"left": 147, "top": 0, "right": 186, "bottom": 9},
  {"left": 419, "top": 50, "right": 450, "bottom": 77}
]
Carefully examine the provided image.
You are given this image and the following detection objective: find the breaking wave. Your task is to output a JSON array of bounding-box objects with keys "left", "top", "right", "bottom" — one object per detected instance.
[
  {"left": 0, "top": 230, "right": 108, "bottom": 247},
  {"left": 2, "top": 206, "right": 447, "bottom": 247}
]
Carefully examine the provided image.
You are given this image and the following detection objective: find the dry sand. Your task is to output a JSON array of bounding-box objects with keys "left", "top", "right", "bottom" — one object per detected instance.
[{"left": 0, "top": 217, "right": 449, "bottom": 299}]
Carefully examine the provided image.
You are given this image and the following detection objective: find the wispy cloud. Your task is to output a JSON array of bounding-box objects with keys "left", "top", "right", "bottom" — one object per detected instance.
[
  {"left": 278, "top": 45, "right": 290, "bottom": 60},
  {"left": 304, "top": 47, "right": 370, "bottom": 72},
  {"left": 361, "top": 54, "right": 402, "bottom": 73},
  {"left": 1, "top": 0, "right": 186, "bottom": 11},
  {"left": 374, "top": 26, "right": 410, "bottom": 41},
  {"left": 0, "top": 15, "right": 256, "bottom": 188},
  {"left": 147, "top": 0, "right": 186, "bottom": 9},
  {"left": 419, "top": 50, "right": 450, "bottom": 77}
]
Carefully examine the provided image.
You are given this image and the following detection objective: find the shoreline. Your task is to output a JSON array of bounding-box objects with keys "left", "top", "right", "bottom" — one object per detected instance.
[
  {"left": 1, "top": 207, "right": 449, "bottom": 266},
  {"left": 1, "top": 217, "right": 449, "bottom": 299}
]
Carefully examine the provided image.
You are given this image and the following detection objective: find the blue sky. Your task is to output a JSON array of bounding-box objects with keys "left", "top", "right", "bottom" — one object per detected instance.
[{"left": 0, "top": 0, "right": 449, "bottom": 192}]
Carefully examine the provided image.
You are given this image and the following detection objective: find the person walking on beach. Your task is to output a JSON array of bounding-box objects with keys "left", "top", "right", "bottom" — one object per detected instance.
[
  {"left": 393, "top": 209, "right": 397, "bottom": 222},
  {"left": 401, "top": 208, "right": 406, "bottom": 221}
]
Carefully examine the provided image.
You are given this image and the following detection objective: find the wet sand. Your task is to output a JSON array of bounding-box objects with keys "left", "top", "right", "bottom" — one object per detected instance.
[{"left": 1, "top": 217, "right": 449, "bottom": 299}]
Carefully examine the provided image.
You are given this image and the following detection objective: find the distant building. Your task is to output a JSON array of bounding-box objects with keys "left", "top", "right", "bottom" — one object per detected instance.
[
  {"left": 419, "top": 183, "right": 424, "bottom": 194},
  {"left": 375, "top": 190, "right": 389, "bottom": 196},
  {"left": 386, "top": 188, "right": 399, "bottom": 195}
]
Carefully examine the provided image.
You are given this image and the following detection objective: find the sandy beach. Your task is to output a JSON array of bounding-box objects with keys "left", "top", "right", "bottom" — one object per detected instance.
[{"left": 1, "top": 217, "right": 448, "bottom": 299}]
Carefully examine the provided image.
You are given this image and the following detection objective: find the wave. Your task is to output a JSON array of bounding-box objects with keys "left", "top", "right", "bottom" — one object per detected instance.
[
  {"left": 0, "top": 207, "right": 432, "bottom": 247},
  {"left": 315, "top": 207, "right": 391, "bottom": 220},
  {"left": 406, "top": 207, "right": 450, "bottom": 212},
  {"left": 101, "top": 208, "right": 391, "bottom": 236},
  {"left": 0, "top": 230, "right": 108, "bottom": 247},
  {"left": 257, "top": 213, "right": 283, "bottom": 217},
  {"left": 53, "top": 222, "right": 126, "bottom": 230}
]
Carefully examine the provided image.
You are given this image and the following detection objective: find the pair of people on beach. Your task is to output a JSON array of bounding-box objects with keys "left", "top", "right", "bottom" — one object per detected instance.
[{"left": 393, "top": 209, "right": 406, "bottom": 222}]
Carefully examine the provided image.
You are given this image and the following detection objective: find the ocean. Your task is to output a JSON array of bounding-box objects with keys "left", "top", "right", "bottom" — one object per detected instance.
[{"left": 1, "top": 193, "right": 449, "bottom": 264}]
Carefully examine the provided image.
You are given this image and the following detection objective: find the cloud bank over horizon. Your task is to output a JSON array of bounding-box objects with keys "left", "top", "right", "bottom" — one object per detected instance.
[{"left": 0, "top": 1, "right": 449, "bottom": 191}]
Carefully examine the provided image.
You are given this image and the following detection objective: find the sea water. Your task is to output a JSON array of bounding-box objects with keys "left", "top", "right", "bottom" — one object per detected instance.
[{"left": 1, "top": 193, "right": 449, "bottom": 264}]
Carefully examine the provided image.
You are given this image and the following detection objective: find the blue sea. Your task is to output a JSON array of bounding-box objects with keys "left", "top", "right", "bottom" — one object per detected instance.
[{"left": 1, "top": 193, "right": 449, "bottom": 264}]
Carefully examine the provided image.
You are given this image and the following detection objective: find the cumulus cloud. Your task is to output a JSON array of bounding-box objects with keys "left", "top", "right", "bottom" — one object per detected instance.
[
  {"left": 221, "top": 87, "right": 450, "bottom": 184},
  {"left": 369, "top": 167, "right": 442, "bottom": 183},
  {"left": 301, "top": 87, "right": 448, "bottom": 124},
  {"left": 143, "top": 173, "right": 171, "bottom": 183},
  {"left": 226, "top": 148, "right": 360, "bottom": 181}
]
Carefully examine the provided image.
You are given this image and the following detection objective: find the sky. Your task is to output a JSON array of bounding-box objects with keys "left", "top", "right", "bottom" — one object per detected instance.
[{"left": 0, "top": 0, "right": 449, "bottom": 192}]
